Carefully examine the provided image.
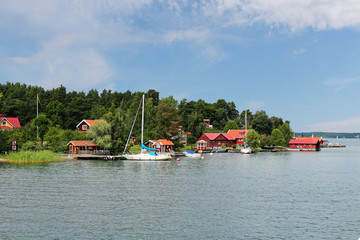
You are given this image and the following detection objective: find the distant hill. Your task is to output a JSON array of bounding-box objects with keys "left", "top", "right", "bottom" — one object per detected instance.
[{"left": 295, "top": 132, "right": 360, "bottom": 138}]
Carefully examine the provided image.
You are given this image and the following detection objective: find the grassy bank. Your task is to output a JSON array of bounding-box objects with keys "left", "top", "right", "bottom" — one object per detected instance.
[{"left": 1, "top": 151, "right": 67, "bottom": 164}]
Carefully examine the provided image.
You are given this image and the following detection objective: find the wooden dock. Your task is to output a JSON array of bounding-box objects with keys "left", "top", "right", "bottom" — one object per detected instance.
[{"left": 70, "top": 154, "right": 126, "bottom": 160}]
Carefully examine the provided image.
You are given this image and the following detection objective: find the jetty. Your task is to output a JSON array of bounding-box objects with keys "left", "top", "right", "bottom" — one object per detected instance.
[{"left": 70, "top": 154, "right": 126, "bottom": 160}]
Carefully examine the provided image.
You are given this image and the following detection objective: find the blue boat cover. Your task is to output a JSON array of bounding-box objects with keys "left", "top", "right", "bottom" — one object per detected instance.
[
  {"left": 186, "top": 150, "right": 196, "bottom": 154},
  {"left": 141, "top": 143, "right": 159, "bottom": 152},
  {"left": 149, "top": 152, "right": 157, "bottom": 156}
]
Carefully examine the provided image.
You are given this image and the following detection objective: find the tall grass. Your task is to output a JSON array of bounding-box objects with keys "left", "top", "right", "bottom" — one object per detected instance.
[{"left": 3, "top": 150, "right": 67, "bottom": 164}]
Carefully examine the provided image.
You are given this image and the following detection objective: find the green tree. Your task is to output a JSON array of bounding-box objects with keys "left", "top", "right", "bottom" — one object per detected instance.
[
  {"left": 270, "top": 116, "right": 284, "bottom": 129},
  {"left": 32, "top": 113, "right": 51, "bottom": 147},
  {"left": 187, "top": 112, "right": 206, "bottom": 138},
  {"left": 247, "top": 129, "right": 260, "bottom": 149},
  {"left": 223, "top": 120, "right": 239, "bottom": 133},
  {"left": 279, "top": 121, "right": 294, "bottom": 145},
  {"left": 87, "top": 120, "right": 112, "bottom": 149},
  {"left": 252, "top": 110, "right": 273, "bottom": 135},
  {"left": 44, "top": 126, "right": 65, "bottom": 151},
  {"left": 155, "top": 101, "right": 180, "bottom": 139},
  {"left": 240, "top": 110, "right": 253, "bottom": 129},
  {"left": 46, "top": 100, "right": 66, "bottom": 127},
  {"left": 0, "top": 130, "right": 11, "bottom": 153},
  {"left": 269, "top": 129, "right": 286, "bottom": 146}
]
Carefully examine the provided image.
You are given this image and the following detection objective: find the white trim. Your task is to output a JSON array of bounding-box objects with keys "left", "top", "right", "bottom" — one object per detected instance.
[{"left": 76, "top": 119, "right": 90, "bottom": 129}]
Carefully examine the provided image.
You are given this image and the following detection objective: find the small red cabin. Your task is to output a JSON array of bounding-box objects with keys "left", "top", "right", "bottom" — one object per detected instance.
[
  {"left": 67, "top": 140, "right": 98, "bottom": 154},
  {"left": 148, "top": 139, "right": 174, "bottom": 152},
  {"left": 197, "top": 133, "right": 236, "bottom": 150},
  {"left": 289, "top": 138, "right": 321, "bottom": 151}
]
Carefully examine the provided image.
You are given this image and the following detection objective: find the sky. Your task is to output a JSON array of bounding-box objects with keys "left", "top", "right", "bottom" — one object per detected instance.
[{"left": 1, "top": 0, "right": 360, "bottom": 132}]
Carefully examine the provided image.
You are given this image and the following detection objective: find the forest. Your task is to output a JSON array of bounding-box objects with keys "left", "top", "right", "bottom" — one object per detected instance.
[{"left": 0, "top": 82, "right": 293, "bottom": 154}]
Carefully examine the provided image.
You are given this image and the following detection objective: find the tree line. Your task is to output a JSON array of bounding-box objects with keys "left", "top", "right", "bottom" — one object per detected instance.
[{"left": 0, "top": 82, "right": 293, "bottom": 153}]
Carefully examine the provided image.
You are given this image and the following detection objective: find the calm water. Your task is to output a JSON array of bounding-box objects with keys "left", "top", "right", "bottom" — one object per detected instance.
[{"left": 1, "top": 139, "right": 360, "bottom": 240}]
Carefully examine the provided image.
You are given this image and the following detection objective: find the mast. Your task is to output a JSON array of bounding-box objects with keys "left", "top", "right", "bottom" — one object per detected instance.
[
  {"left": 141, "top": 94, "right": 144, "bottom": 154},
  {"left": 245, "top": 110, "right": 247, "bottom": 144},
  {"left": 37, "top": 94, "right": 39, "bottom": 141}
]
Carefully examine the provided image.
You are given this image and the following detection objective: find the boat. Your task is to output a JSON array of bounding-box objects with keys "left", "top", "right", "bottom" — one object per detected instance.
[
  {"left": 240, "top": 110, "right": 252, "bottom": 154},
  {"left": 122, "top": 95, "right": 172, "bottom": 161},
  {"left": 211, "top": 147, "right": 227, "bottom": 153},
  {"left": 183, "top": 150, "right": 202, "bottom": 158}
]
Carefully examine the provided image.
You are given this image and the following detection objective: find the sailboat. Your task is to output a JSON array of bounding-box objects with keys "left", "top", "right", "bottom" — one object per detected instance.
[
  {"left": 240, "top": 110, "right": 252, "bottom": 154},
  {"left": 122, "top": 95, "right": 172, "bottom": 161}
]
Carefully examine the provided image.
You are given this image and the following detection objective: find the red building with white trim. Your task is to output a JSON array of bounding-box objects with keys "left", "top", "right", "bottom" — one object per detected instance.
[
  {"left": 227, "top": 129, "right": 249, "bottom": 146},
  {"left": 197, "top": 133, "right": 236, "bottom": 150},
  {"left": 289, "top": 138, "right": 321, "bottom": 151}
]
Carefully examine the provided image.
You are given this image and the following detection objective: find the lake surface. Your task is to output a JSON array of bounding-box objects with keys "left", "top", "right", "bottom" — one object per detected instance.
[{"left": 1, "top": 139, "right": 360, "bottom": 239}]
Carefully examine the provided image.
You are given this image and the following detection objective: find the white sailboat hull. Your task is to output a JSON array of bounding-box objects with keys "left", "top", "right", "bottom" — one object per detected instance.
[
  {"left": 240, "top": 148, "right": 252, "bottom": 154},
  {"left": 184, "top": 152, "right": 202, "bottom": 158},
  {"left": 123, "top": 153, "right": 172, "bottom": 161}
]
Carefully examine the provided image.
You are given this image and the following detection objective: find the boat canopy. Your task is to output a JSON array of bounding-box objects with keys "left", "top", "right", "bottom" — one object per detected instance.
[
  {"left": 186, "top": 150, "right": 196, "bottom": 154},
  {"left": 141, "top": 143, "right": 159, "bottom": 152}
]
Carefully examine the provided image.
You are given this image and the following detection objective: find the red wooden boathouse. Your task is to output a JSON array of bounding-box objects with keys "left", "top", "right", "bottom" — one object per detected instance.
[{"left": 289, "top": 138, "right": 321, "bottom": 151}]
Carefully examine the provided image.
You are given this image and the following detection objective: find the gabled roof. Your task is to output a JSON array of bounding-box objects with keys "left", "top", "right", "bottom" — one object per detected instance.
[
  {"left": 150, "top": 139, "right": 174, "bottom": 146},
  {"left": 66, "top": 140, "right": 97, "bottom": 147},
  {"left": 203, "top": 133, "right": 235, "bottom": 141},
  {"left": 0, "top": 117, "right": 21, "bottom": 128},
  {"left": 227, "top": 129, "right": 248, "bottom": 139},
  {"left": 76, "top": 119, "right": 104, "bottom": 128},
  {"left": 289, "top": 139, "right": 320, "bottom": 145}
]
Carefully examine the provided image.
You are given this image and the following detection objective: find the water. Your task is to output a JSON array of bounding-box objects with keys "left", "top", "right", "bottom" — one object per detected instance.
[{"left": 1, "top": 139, "right": 360, "bottom": 239}]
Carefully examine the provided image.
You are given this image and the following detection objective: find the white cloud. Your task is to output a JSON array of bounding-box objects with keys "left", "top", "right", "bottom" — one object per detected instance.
[
  {"left": 197, "top": 0, "right": 360, "bottom": 31},
  {"left": 323, "top": 77, "right": 360, "bottom": 92},
  {"left": 308, "top": 116, "right": 360, "bottom": 132},
  {"left": 2, "top": 0, "right": 360, "bottom": 90},
  {"left": 246, "top": 100, "right": 266, "bottom": 110},
  {"left": 293, "top": 48, "right": 307, "bottom": 56}
]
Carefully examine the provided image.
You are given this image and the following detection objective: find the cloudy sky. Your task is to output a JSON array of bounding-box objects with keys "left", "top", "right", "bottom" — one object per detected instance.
[{"left": 1, "top": 0, "right": 360, "bottom": 132}]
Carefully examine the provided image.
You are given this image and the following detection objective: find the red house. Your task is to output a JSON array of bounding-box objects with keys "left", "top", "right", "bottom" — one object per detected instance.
[
  {"left": 227, "top": 129, "right": 249, "bottom": 146},
  {"left": 0, "top": 114, "right": 21, "bottom": 130},
  {"left": 289, "top": 138, "right": 321, "bottom": 151},
  {"left": 148, "top": 139, "right": 174, "bottom": 152},
  {"left": 203, "top": 119, "right": 213, "bottom": 129},
  {"left": 197, "top": 133, "right": 236, "bottom": 150},
  {"left": 76, "top": 119, "right": 104, "bottom": 133},
  {"left": 67, "top": 140, "right": 98, "bottom": 154}
]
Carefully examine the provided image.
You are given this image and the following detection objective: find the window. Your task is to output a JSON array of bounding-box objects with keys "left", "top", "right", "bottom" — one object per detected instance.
[
  {"left": 82, "top": 125, "right": 88, "bottom": 130},
  {"left": 2, "top": 121, "right": 6, "bottom": 126},
  {"left": 309, "top": 144, "right": 313, "bottom": 147},
  {"left": 304, "top": 144, "right": 307, "bottom": 147}
]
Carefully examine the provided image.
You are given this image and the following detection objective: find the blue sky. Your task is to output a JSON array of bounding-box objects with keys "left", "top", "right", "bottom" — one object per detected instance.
[{"left": 1, "top": 0, "right": 360, "bottom": 132}]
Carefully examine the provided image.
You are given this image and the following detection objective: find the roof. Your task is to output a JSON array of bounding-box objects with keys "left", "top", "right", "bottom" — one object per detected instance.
[
  {"left": 289, "top": 139, "right": 320, "bottom": 145},
  {"left": 66, "top": 140, "right": 98, "bottom": 147},
  {"left": 150, "top": 139, "right": 174, "bottom": 146},
  {"left": 76, "top": 119, "right": 104, "bottom": 128},
  {"left": 203, "top": 133, "right": 235, "bottom": 141},
  {"left": 0, "top": 117, "right": 21, "bottom": 128},
  {"left": 227, "top": 129, "right": 248, "bottom": 139}
]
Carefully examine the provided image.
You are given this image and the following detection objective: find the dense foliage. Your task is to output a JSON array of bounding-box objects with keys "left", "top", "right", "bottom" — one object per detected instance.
[{"left": 0, "top": 82, "right": 293, "bottom": 153}]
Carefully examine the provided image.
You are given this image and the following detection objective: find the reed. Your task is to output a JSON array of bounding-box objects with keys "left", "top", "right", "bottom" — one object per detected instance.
[{"left": 3, "top": 151, "right": 66, "bottom": 164}]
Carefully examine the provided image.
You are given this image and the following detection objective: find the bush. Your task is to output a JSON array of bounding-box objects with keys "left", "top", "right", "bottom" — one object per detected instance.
[{"left": 22, "top": 141, "right": 41, "bottom": 151}]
